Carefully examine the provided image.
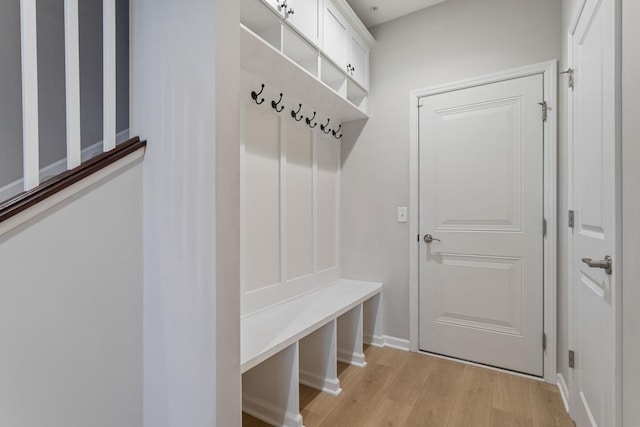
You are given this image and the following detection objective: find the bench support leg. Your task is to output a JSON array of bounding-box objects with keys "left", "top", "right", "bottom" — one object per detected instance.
[
  {"left": 299, "top": 320, "right": 342, "bottom": 396},
  {"left": 242, "top": 343, "right": 303, "bottom": 427},
  {"left": 363, "top": 294, "right": 384, "bottom": 347},
  {"left": 337, "top": 304, "right": 366, "bottom": 367}
]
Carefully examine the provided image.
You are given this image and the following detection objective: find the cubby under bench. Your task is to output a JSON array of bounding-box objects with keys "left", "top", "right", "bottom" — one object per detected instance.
[{"left": 241, "top": 279, "right": 383, "bottom": 427}]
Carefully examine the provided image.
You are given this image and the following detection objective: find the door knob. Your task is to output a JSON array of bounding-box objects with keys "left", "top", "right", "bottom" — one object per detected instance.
[
  {"left": 423, "top": 234, "right": 441, "bottom": 243},
  {"left": 581, "top": 256, "right": 612, "bottom": 275}
]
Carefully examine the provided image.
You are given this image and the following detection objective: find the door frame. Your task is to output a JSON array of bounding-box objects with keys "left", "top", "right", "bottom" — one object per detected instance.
[{"left": 408, "top": 61, "right": 558, "bottom": 384}]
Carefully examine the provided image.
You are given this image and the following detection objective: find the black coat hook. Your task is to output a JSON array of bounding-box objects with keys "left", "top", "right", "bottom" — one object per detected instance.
[
  {"left": 251, "top": 84, "right": 265, "bottom": 105},
  {"left": 306, "top": 112, "right": 317, "bottom": 128},
  {"left": 271, "top": 93, "right": 284, "bottom": 112},
  {"left": 291, "top": 104, "right": 303, "bottom": 121},
  {"left": 332, "top": 124, "right": 342, "bottom": 139},
  {"left": 320, "top": 118, "right": 331, "bottom": 134}
]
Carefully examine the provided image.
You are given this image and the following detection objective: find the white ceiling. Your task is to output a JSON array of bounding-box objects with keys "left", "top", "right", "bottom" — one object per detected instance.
[{"left": 345, "top": 0, "right": 449, "bottom": 28}]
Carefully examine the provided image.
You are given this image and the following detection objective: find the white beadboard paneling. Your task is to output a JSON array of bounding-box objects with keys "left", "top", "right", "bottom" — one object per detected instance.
[
  {"left": 240, "top": 72, "right": 343, "bottom": 315},
  {"left": 286, "top": 123, "right": 314, "bottom": 281},
  {"left": 316, "top": 134, "right": 338, "bottom": 271},
  {"left": 243, "top": 103, "right": 282, "bottom": 292}
]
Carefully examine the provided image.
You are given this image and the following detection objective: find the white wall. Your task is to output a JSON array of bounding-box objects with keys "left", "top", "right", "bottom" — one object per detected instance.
[
  {"left": 622, "top": 1, "right": 640, "bottom": 425},
  {"left": 131, "top": 0, "right": 241, "bottom": 425},
  {"left": 341, "top": 0, "right": 561, "bottom": 340},
  {"left": 214, "top": 1, "right": 242, "bottom": 425},
  {"left": 0, "top": 163, "right": 143, "bottom": 427}
]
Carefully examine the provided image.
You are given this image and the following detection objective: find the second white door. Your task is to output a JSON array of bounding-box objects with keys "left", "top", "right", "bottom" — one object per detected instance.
[{"left": 419, "top": 74, "right": 544, "bottom": 376}]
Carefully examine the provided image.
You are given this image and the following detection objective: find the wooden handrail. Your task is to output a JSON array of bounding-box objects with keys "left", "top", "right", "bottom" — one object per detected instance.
[{"left": 0, "top": 136, "right": 146, "bottom": 224}]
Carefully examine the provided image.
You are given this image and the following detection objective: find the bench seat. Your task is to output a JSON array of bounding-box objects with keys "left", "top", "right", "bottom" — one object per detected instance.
[{"left": 241, "top": 279, "right": 382, "bottom": 373}]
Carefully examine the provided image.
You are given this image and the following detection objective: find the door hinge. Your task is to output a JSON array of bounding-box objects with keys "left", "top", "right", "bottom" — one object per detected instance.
[
  {"left": 417, "top": 234, "right": 420, "bottom": 242},
  {"left": 417, "top": 104, "right": 423, "bottom": 109},
  {"left": 543, "top": 219, "right": 547, "bottom": 237},
  {"left": 538, "top": 101, "right": 548, "bottom": 122},
  {"left": 569, "top": 350, "right": 575, "bottom": 368},
  {"left": 568, "top": 210, "right": 575, "bottom": 228},
  {"left": 561, "top": 68, "right": 575, "bottom": 90},
  {"left": 543, "top": 333, "right": 547, "bottom": 351}
]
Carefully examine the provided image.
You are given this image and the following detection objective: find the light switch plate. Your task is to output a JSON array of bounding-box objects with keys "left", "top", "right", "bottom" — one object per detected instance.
[{"left": 397, "top": 207, "right": 408, "bottom": 223}]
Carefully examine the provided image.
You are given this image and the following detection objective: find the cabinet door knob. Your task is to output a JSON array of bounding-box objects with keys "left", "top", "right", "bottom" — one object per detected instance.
[{"left": 287, "top": 7, "right": 294, "bottom": 16}]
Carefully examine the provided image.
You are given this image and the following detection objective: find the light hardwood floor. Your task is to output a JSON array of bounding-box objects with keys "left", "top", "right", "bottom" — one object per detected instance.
[{"left": 243, "top": 346, "right": 575, "bottom": 427}]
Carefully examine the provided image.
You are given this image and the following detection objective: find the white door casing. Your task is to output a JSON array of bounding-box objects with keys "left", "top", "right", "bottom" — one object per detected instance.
[
  {"left": 408, "top": 61, "right": 558, "bottom": 383},
  {"left": 418, "top": 74, "right": 544, "bottom": 376},
  {"left": 568, "top": 0, "right": 621, "bottom": 425}
]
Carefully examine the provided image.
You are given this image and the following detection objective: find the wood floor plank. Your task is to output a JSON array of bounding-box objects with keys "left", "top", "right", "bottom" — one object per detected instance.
[
  {"left": 364, "top": 397, "right": 414, "bottom": 427},
  {"left": 318, "top": 363, "right": 394, "bottom": 427},
  {"left": 529, "top": 381, "right": 575, "bottom": 427},
  {"left": 403, "top": 358, "right": 464, "bottom": 427},
  {"left": 242, "top": 348, "right": 575, "bottom": 427},
  {"left": 446, "top": 365, "right": 496, "bottom": 427},
  {"left": 384, "top": 351, "right": 436, "bottom": 406},
  {"left": 491, "top": 408, "right": 534, "bottom": 427},
  {"left": 492, "top": 371, "right": 534, "bottom": 419}
]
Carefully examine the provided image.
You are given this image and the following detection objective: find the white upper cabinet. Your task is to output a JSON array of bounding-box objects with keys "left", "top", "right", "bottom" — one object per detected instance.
[
  {"left": 348, "top": 31, "right": 369, "bottom": 88},
  {"left": 322, "top": 1, "right": 349, "bottom": 68},
  {"left": 240, "top": 0, "right": 375, "bottom": 115},
  {"left": 286, "top": 0, "right": 321, "bottom": 46},
  {"left": 322, "top": 0, "right": 371, "bottom": 89}
]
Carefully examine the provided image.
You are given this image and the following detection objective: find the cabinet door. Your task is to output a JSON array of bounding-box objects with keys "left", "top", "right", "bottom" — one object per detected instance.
[
  {"left": 263, "top": 0, "right": 283, "bottom": 14},
  {"left": 322, "top": 0, "right": 349, "bottom": 69},
  {"left": 349, "top": 32, "right": 369, "bottom": 88},
  {"left": 287, "top": 0, "right": 320, "bottom": 46}
]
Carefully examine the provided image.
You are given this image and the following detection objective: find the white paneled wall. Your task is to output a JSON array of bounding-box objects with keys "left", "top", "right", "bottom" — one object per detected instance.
[
  {"left": 243, "top": 104, "right": 282, "bottom": 292},
  {"left": 286, "top": 125, "right": 314, "bottom": 281},
  {"left": 241, "top": 75, "right": 341, "bottom": 314}
]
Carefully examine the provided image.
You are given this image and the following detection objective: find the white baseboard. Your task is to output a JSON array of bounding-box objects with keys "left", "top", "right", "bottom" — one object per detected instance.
[
  {"left": 383, "top": 335, "right": 410, "bottom": 351},
  {"left": 364, "top": 334, "right": 384, "bottom": 348},
  {"left": 299, "top": 370, "right": 342, "bottom": 396},
  {"left": 0, "top": 129, "right": 130, "bottom": 202},
  {"left": 557, "top": 373, "right": 570, "bottom": 413},
  {"left": 337, "top": 349, "right": 367, "bottom": 367},
  {"left": 242, "top": 395, "right": 303, "bottom": 427}
]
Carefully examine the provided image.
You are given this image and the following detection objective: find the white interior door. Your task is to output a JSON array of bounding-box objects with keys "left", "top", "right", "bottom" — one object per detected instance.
[
  {"left": 418, "top": 74, "right": 544, "bottom": 376},
  {"left": 570, "top": 0, "right": 619, "bottom": 425}
]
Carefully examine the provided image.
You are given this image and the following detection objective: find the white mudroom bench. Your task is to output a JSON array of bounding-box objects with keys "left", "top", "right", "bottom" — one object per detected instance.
[{"left": 241, "top": 279, "right": 382, "bottom": 427}]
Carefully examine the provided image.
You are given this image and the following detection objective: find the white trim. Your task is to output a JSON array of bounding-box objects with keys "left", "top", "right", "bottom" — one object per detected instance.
[
  {"left": 0, "top": 130, "right": 131, "bottom": 203},
  {"left": 337, "top": 350, "right": 366, "bottom": 367},
  {"left": 363, "top": 333, "right": 384, "bottom": 347},
  {"left": 64, "top": 0, "right": 82, "bottom": 169},
  {"left": 103, "top": 0, "right": 117, "bottom": 151},
  {"left": 20, "top": 0, "right": 40, "bottom": 191},
  {"left": 0, "top": 145, "right": 144, "bottom": 238},
  {"left": 382, "top": 335, "right": 410, "bottom": 352},
  {"left": 242, "top": 395, "right": 303, "bottom": 427},
  {"left": 557, "top": 373, "right": 571, "bottom": 413},
  {"left": 299, "top": 370, "right": 342, "bottom": 396},
  {"left": 418, "top": 350, "right": 547, "bottom": 382},
  {"left": 408, "top": 60, "right": 558, "bottom": 383}
]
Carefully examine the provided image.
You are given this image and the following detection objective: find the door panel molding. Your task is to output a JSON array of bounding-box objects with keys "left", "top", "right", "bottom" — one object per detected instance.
[{"left": 408, "top": 60, "right": 558, "bottom": 383}]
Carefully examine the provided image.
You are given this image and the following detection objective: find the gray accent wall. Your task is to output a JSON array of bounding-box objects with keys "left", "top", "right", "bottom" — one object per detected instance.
[
  {"left": 0, "top": 0, "right": 129, "bottom": 193},
  {"left": 0, "top": 0, "right": 24, "bottom": 189}
]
